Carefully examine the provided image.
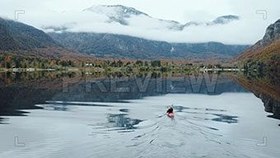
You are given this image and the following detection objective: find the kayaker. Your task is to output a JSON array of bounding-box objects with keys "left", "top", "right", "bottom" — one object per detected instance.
[
  {"left": 166, "top": 106, "right": 175, "bottom": 118},
  {"left": 167, "top": 106, "right": 173, "bottom": 114}
]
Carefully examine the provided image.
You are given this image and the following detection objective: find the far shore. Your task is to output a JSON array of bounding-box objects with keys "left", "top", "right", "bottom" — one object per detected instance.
[{"left": 0, "top": 66, "right": 248, "bottom": 73}]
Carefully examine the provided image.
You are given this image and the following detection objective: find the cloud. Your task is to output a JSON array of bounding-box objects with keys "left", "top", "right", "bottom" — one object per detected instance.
[
  {"left": 1, "top": 0, "right": 280, "bottom": 44},
  {"left": 42, "top": 25, "right": 69, "bottom": 32}
]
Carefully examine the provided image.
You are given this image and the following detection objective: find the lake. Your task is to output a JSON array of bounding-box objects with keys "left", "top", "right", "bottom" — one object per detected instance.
[{"left": 0, "top": 72, "right": 279, "bottom": 158}]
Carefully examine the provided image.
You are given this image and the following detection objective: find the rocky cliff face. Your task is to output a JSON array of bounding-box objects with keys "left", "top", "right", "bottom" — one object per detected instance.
[
  {"left": 262, "top": 19, "right": 280, "bottom": 45},
  {"left": 250, "top": 19, "right": 280, "bottom": 50}
]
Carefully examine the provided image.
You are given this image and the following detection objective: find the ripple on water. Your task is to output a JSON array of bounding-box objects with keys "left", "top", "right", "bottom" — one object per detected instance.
[
  {"left": 89, "top": 113, "right": 143, "bottom": 133},
  {"left": 211, "top": 114, "right": 238, "bottom": 124}
]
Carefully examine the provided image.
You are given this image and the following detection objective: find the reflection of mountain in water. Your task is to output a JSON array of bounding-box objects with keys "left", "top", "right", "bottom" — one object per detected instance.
[
  {"left": 233, "top": 73, "right": 280, "bottom": 120},
  {"left": 262, "top": 94, "right": 280, "bottom": 119},
  {"left": 50, "top": 73, "right": 247, "bottom": 102},
  {"left": 0, "top": 72, "right": 67, "bottom": 122},
  {"left": 0, "top": 72, "right": 246, "bottom": 122}
]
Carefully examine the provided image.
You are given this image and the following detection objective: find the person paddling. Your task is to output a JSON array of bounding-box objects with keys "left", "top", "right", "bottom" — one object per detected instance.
[
  {"left": 167, "top": 106, "right": 173, "bottom": 114},
  {"left": 166, "top": 106, "right": 174, "bottom": 118}
]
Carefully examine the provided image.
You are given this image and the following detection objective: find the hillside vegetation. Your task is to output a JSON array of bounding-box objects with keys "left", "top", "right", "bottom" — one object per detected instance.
[{"left": 236, "top": 19, "right": 280, "bottom": 74}]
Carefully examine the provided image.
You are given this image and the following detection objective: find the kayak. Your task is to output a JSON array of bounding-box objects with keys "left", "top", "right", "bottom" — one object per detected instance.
[{"left": 167, "top": 112, "right": 175, "bottom": 118}]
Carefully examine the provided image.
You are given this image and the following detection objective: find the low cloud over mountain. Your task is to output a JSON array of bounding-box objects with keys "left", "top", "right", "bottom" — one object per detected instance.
[
  {"left": 41, "top": 5, "right": 242, "bottom": 44},
  {"left": 1, "top": 0, "right": 280, "bottom": 44}
]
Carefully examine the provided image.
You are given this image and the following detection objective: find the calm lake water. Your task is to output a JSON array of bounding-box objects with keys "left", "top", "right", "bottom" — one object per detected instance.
[{"left": 0, "top": 72, "right": 279, "bottom": 158}]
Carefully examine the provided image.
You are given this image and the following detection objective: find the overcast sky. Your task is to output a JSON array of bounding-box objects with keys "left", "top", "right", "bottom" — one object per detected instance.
[{"left": 1, "top": 0, "right": 280, "bottom": 44}]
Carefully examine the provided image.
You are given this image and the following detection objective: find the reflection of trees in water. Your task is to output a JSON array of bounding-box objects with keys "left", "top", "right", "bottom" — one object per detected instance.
[
  {"left": 0, "top": 72, "right": 251, "bottom": 122},
  {"left": 0, "top": 71, "right": 79, "bottom": 86},
  {"left": 233, "top": 73, "right": 280, "bottom": 121},
  {"left": 0, "top": 72, "right": 70, "bottom": 119},
  {"left": 262, "top": 94, "right": 280, "bottom": 119},
  {"left": 52, "top": 73, "right": 247, "bottom": 103},
  {"left": 0, "top": 72, "right": 246, "bottom": 115}
]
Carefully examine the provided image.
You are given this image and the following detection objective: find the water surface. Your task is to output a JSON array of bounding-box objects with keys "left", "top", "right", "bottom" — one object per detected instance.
[{"left": 0, "top": 72, "right": 279, "bottom": 158}]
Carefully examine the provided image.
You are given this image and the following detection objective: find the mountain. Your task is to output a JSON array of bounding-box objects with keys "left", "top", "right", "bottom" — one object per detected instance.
[
  {"left": 84, "top": 5, "right": 149, "bottom": 26},
  {"left": 83, "top": 5, "right": 185, "bottom": 31},
  {"left": 262, "top": 19, "right": 280, "bottom": 45},
  {"left": 0, "top": 17, "right": 248, "bottom": 61},
  {"left": 183, "top": 15, "right": 239, "bottom": 27},
  {"left": 0, "top": 17, "right": 58, "bottom": 50},
  {"left": 236, "top": 19, "right": 280, "bottom": 72},
  {"left": 85, "top": 5, "right": 149, "bottom": 17},
  {"left": 49, "top": 32, "right": 249, "bottom": 60},
  {"left": 0, "top": 18, "right": 92, "bottom": 61},
  {"left": 84, "top": 5, "right": 240, "bottom": 30},
  {"left": 209, "top": 15, "right": 239, "bottom": 25}
]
